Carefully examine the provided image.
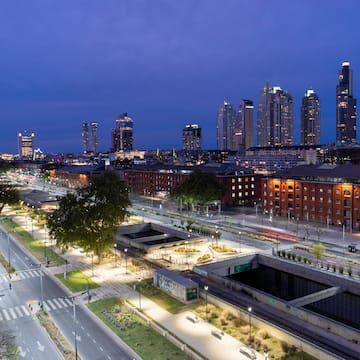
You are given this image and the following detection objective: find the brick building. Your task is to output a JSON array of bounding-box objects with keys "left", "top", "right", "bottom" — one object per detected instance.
[
  {"left": 261, "top": 164, "right": 360, "bottom": 229},
  {"left": 124, "top": 164, "right": 261, "bottom": 207}
]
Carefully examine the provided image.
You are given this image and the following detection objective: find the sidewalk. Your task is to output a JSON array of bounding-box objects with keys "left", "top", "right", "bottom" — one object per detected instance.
[{"left": 7, "top": 210, "right": 264, "bottom": 360}]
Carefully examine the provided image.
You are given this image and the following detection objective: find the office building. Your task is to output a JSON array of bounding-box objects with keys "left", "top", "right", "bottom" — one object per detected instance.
[
  {"left": 112, "top": 113, "right": 134, "bottom": 152},
  {"left": 82, "top": 122, "right": 98, "bottom": 154},
  {"left": 18, "top": 130, "right": 35, "bottom": 160},
  {"left": 257, "top": 82, "right": 293, "bottom": 146},
  {"left": 301, "top": 90, "right": 320, "bottom": 145},
  {"left": 336, "top": 62, "right": 357, "bottom": 144},
  {"left": 182, "top": 124, "right": 202, "bottom": 151},
  {"left": 234, "top": 99, "right": 254, "bottom": 152},
  {"left": 217, "top": 98, "right": 236, "bottom": 151}
]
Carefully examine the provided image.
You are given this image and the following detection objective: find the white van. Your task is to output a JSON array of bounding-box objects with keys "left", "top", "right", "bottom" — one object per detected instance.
[{"left": 239, "top": 346, "right": 257, "bottom": 359}]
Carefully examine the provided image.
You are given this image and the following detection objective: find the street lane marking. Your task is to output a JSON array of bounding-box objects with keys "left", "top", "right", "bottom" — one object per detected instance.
[
  {"left": 47, "top": 299, "right": 57, "bottom": 310},
  {"left": 9, "top": 308, "right": 17, "bottom": 319},
  {"left": 58, "top": 298, "right": 68, "bottom": 307},
  {"left": 43, "top": 302, "right": 51, "bottom": 312},
  {"left": 21, "top": 305, "right": 30, "bottom": 316},
  {"left": 15, "top": 307, "right": 23, "bottom": 317},
  {"left": 2, "top": 309, "right": 10, "bottom": 321},
  {"left": 53, "top": 299, "right": 62, "bottom": 308},
  {"left": 0, "top": 312, "right": 3, "bottom": 321},
  {"left": 64, "top": 298, "right": 73, "bottom": 306}
]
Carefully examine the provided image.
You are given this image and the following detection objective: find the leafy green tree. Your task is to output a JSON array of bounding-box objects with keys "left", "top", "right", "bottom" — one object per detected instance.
[
  {"left": 0, "top": 182, "right": 20, "bottom": 214},
  {"left": 174, "top": 171, "right": 225, "bottom": 213},
  {"left": 47, "top": 171, "right": 131, "bottom": 260},
  {"left": 310, "top": 243, "right": 326, "bottom": 264}
]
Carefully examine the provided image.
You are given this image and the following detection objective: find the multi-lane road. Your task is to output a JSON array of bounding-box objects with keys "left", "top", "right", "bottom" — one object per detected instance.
[{"left": 0, "top": 226, "right": 140, "bottom": 360}]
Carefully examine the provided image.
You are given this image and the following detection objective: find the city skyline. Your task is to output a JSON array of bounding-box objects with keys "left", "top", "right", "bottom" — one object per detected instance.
[{"left": 1, "top": 1, "right": 360, "bottom": 153}]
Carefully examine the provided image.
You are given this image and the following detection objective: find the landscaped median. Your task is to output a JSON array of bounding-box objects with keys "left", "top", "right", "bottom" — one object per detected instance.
[
  {"left": 88, "top": 297, "right": 193, "bottom": 360},
  {"left": 0, "top": 217, "right": 64, "bottom": 267}
]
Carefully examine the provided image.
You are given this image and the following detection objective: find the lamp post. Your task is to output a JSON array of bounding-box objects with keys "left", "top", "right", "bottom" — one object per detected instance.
[
  {"left": 114, "top": 243, "right": 117, "bottom": 267},
  {"left": 204, "top": 285, "right": 208, "bottom": 320},
  {"left": 238, "top": 231, "right": 242, "bottom": 253},
  {"left": 124, "top": 248, "right": 128, "bottom": 274},
  {"left": 342, "top": 223, "right": 345, "bottom": 255},
  {"left": 91, "top": 253, "right": 94, "bottom": 277},
  {"left": 29, "top": 263, "right": 44, "bottom": 308},
  {"left": 138, "top": 277, "right": 142, "bottom": 310},
  {"left": 44, "top": 241, "right": 48, "bottom": 267},
  {"left": 7, "top": 231, "right": 11, "bottom": 273},
  {"left": 248, "top": 306, "right": 252, "bottom": 344},
  {"left": 64, "top": 259, "right": 69, "bottom": 280}
]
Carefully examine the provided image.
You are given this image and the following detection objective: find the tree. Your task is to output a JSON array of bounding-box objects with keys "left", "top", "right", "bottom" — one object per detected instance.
[
  {"left": 174, "top": 171, "right": 226, "bottom": 214},
  {"left": 0, "top": 181, "right": 20, "bottom": 214},
  {"left": 310, "top": 243, "right": 326, "bottom": 264},
  {"left": 47, "top": 171, "right": 131, "bottom": 260}
]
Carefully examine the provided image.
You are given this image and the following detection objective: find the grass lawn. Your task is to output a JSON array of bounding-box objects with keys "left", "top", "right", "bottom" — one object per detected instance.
[
  {"left": 88, "top": 298, "right": 191, "bottom": 360},
  {"left": 0, "top": 218, "right": 64, "bottom": 267},
  {"left": 55, "top": 270, "right": 99, "bottom": 292},
  {"left": 128, "top": 278, "right": 187, "bottom": 314}
]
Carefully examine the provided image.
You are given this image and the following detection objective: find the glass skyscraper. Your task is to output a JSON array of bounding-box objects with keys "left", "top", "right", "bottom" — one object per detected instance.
[
  {"left": 82, "top": 122, "right": 98, "bottom": 154},
  {"left": 112, "top": 113, "right": 134, "bottom": 152},
  {"left": 336, "top": 62, "right": 357, "bottom": 144},
  {"left": 182, "top": 124, "right": 202, "bottom": 151},
  {"left": 257, "top": 82, "right": 293, "bottom": 146},
  {"left": 217, "top": 98, "right": 236, "bottom": 151},
  {"left": 234, "top": 99, "right": 254, "bottom": 152},
  {"left": 301, "top": 90, "right": 320, "bottom": 145}
]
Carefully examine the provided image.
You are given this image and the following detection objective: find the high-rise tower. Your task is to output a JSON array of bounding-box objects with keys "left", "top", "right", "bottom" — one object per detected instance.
[
  {"left": 336, "top": 62, "right": 357, "bottom": 144},
  {"left": 217, "top": 98, "right": 236, "bottom": 151},
  {"left": 301, "top": 90, "right": 320, "bottom": 145},
  {"left": 111, "top": 113, "right": 134, "bottom": 152},
  {"left": 82, "top": 122, "right": 98, "bottom": 154},
  {"left": 182, "top": 124, "right": 202, "bottom": 151},
  {"left": 234, "top": 99, "right": 254, "bottom": 151},
  {"left": 18, "top": 130, "right": 35, "bottom": 160},
  {"left": 257, "top": 82, "right": 293, "bottom": 146}
]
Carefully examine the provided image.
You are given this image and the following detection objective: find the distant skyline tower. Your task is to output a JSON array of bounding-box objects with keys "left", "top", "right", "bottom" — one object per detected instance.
[
  {"left": 234, "top": 99, "right": 254, "bottom": 152},
  {"left": 18, "top": 130, "right": 35, "bottom": 160},
  {"left": 182, "top": 124, "right": 202, "bottom": 151},
  {"left": 82, "top": 122, "right": 98, "bottom": 154},
  {"left": 111, "top": 113, "right": 134, "bottom": 152},
  {"left": 301, "top": 90, "right": 321, "bottom": 145},
  {"left": 257, "top": 82, "right": 293, "bottom": 146},
  {"left": 336, "top": 61, "right": 357, "bottom": 144},
  {"left": 217, "top": 98, "right": 236, "bottom": 151}
]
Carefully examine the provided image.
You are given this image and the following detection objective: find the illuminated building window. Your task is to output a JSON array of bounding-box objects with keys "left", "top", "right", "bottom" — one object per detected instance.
[
  {"left": 239, "top": 185, "right": 242, "bottom": 190},
  {"left": 344, "top": 190, "right": 351, "bottom": 196},
  {"left": 232, "top": 193, "right": 235, "bottom": 197}
]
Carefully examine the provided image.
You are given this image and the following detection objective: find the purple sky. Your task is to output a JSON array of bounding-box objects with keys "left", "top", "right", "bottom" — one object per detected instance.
[{"left": 1, "top": 0, "right": 360, "bottom": 153}]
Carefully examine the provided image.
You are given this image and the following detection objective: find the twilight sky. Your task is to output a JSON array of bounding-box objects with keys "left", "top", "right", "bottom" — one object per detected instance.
[{"left": 1, "top": 0, "right": 360, "bottom": 153}]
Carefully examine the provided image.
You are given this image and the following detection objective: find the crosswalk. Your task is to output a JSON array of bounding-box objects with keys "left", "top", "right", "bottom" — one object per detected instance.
[
  {"left": 0, "top": 297, "right": 73, "bottom": 322},
  {"left": 0, "top": 270, "right": 42, "bottom": 284}
]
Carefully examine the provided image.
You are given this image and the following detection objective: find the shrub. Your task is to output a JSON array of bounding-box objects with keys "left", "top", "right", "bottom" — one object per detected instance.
[
  {"left": 281, "top": 250, "right": 286, "bottom": 257},
  {"left": 297, "top": 255, "right": 302, "bottom": 262},
  {"left": 220, "top": 318, "right": 228, "bottom": 326},
  {"left": 225, "top": 312, "right": 235, "bottom": 321},
  {"left": 332, "top": 264, "right": 336, "bottom": 272},
  {"left": 287, "top": 252, "right": 292, "bottom": 259},
  {"left": 308, "top": 259, "right": 312, "bottom": 265},
  {"left": 260, "top": 331, "right": 269, "bottom": 340},
  {"left": 291, "top": 253, "right": 296, "bottom": 260},
  {"left": 320, "top": 262, "right": 324, "bottom": 268},
  {"left": 280, "top": 340, "right": 290, "bottom": 353},
  {"left": 277, "top": 250, "right": 281, "bottom": 256},
  {"left": 326, "top": 263, "right": 330, "bottom": 270},
  {"left": 358, "top": 271, "right": 360, "bottom": 278},
  {"left": 348, "top": 266, "right": 352, "bottom": 276},
  {"left": 339, "top": 266, "right": 344, "bottom": 274},
  {"left": 233, "top": 318, "right": 242, "bottom": 327}
]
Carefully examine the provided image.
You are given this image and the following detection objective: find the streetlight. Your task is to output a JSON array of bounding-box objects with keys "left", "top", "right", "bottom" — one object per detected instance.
[
  {"left": 64, "top": 259, "right": 69, "bottom": 280},
  {"left": 138, "top": 277, "right": 142, "bottom": 310},
  {"left": 28, "top": 263, "right": 44, "bottom": 309},
  {"left": 44, "top": 241, "right": 48, "bottom": 267},
  {"left": 238, "top": 231, "right": 242, "bottom": 253},
  {"left": 124, "top": 248, "right": 128, "bottom": 274},
  {"left": 7, "top": 231, "right": 12, "bottom": 274},
  {"left": 114, "top": 243, "right": 117, "bottom": 267},
  {"left": 204, "top": 285, "right": 208, "bottom": 320},
  {"left": 342, "top": 223, "right": 345, "bottom": 255},
  {"left": 248, "top": 306, "right": 252, "bottom": 344}
]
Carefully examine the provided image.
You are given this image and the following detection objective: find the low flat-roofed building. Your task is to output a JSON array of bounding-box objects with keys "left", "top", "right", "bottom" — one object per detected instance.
[{"left": 154, "top": 269, "right": 198, "bottom": 302}]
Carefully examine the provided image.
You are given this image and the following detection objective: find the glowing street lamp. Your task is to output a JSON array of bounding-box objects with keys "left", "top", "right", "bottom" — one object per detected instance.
[
  {"left": 124, "top": 248, "right": 128, "bottom": 274},
  {"left": 204, "top": 285, "right": 209, "bottom": 320},
  {"left": 248, "top": 306, "right": 252, "bottom": 344}
]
